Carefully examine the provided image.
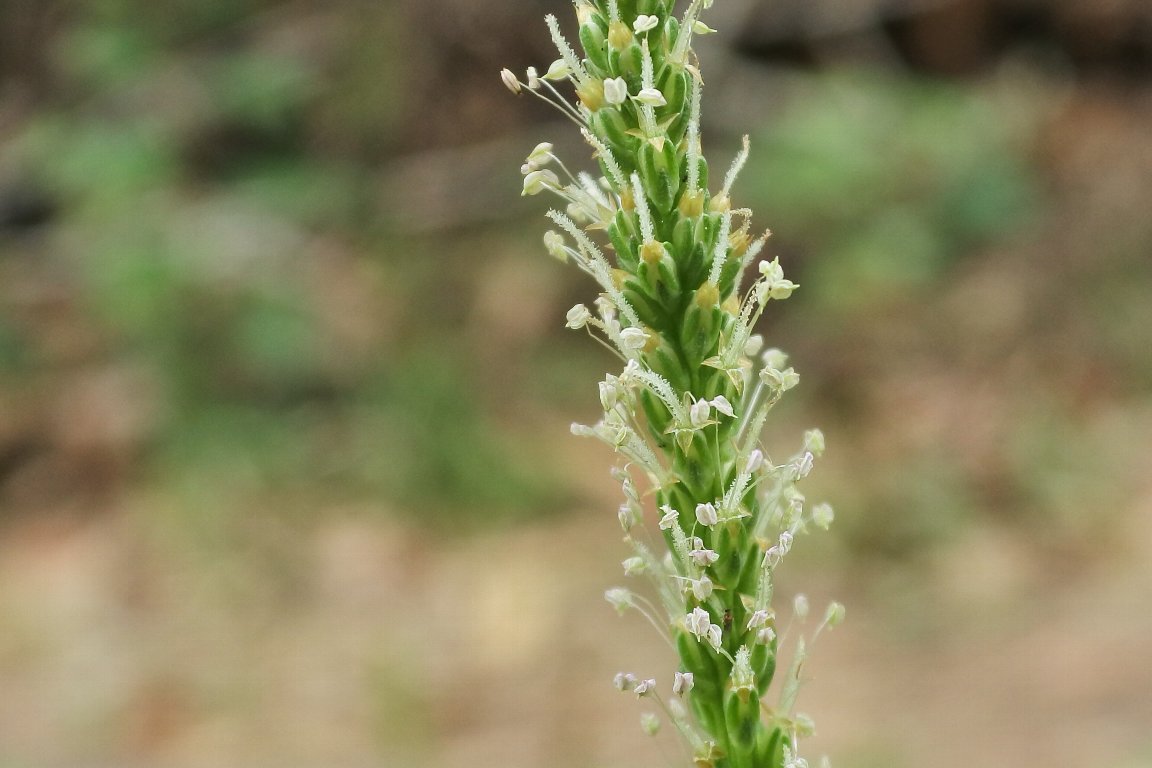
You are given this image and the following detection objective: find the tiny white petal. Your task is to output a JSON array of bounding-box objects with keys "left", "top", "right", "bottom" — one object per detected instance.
[
  {"left": 673, "top": 671, "right": 694, "bottom": 696},
  {"left": 658, "top": 505, "right": 679, "bottom": 530},
  {"left": 603, "top": 77, "right": 628, "bottom": 106},
  {"left": 709, "top": 395, "right": 734, "bottom": 418},
  {"left": 634, "top": 87, "right": 667, "bottom": 107},
  {"left": 633, "top": 14, "right": 659, "bottom": 34}
]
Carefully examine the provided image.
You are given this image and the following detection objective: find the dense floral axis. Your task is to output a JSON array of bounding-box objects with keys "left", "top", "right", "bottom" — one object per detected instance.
[{"left": 504, "top": 2, "right": 841, "bottom": 766}]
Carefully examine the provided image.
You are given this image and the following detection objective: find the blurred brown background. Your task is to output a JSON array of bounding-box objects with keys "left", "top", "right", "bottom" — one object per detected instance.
[{"left": 1, "top": 0, "right": 1151, "bottom": 766}]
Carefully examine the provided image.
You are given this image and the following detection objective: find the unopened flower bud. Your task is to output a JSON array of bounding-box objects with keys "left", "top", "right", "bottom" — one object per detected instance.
[
  {"left": 744, "top": 334, "right": 764, "bottom": 356},
  {"left": 526, "top": 66, "right": 540, "bottom": 90},
  {"left": 618, "top": 503, "right": 637, "bottom": 531},
  {"left": 565, "top": 304, "right": 591, "bottom": 329},
  {"left": 793, "top": 593, "right": 809, "bottom": 619},
  {"left": 640, "top": 712, "right": 661, "bottom": 736},
  {"left": 545, "top": 59, "right": 571, "bottom": 80},
  {"left": 695, "top": 502, "right": 718, "bottom": 527},
  {"left": 823, "top": 601, "right": 846, "bottom": 628},
  {"left": 608, "top": 20, "right": 633, "bottom": 50},
  {"left": 745, "top": 449, "right": 765, "bottom": 474},
  {"left": 640, "top": 240, "right": 665, "bottom": 264},
  {"left": 761, "top": 347, "right": 789, "bottom": 370},
  {"left": 795, "top": 712, "right": 817, "bottom": 738},
  {"left": 500, "top": 68, "right": 521, "bottom": 94},
  {"left": 526, "top": 142, "right": 554, "bottom": 166}
]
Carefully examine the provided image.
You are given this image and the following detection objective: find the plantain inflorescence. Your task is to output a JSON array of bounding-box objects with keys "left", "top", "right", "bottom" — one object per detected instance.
[{"left": 503, "top": 2, "right": 842, "bottom": 766}]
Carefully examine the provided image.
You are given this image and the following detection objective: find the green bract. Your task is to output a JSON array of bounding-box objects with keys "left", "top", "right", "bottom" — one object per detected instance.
[{"left": 504, "top": 2, "right": 841, "bottom": 766}]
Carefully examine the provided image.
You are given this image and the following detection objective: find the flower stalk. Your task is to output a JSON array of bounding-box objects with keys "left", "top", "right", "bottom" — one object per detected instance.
[{"left": 504, "top": 2, "right": 841, "bottom": 766}]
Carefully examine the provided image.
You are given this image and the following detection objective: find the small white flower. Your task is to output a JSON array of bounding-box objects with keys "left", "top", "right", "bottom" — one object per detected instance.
[
  {"left": 746, "top": 609, "right": 770, "bottom": 630},
  {"left": 685, "top": 607, "right": 711, "bottom": 637},
  {"left": 795, "top": 451, "right": 814, "bottom": 479},
  {"left": 706, "top": 623, "right": 723, "bottom": 650},
  {"left": 618, "top": 503, "right": 637, "bottom": 531},
  {"left": 689, "top": 398, "right": 711, "bottom": 428},
  {"left": 824, "top": 601, "right": 846, "bottom": 628},
  {"left": 622, "top": 556, "right": 646, "bottom": 576},
  {"left": 695, "top": 502, "right": 718, "bottom": 527},
  {"left": 778, "top": 531, "right": 794, "bottom": 555},
  {"left": 599, "top": 376, "right": 621, "bottom": 410},
  {"left": 744, "top": 449, "right": 765, "bottom": 474},
  {"left": 565, "top": 304, "right": 592, "bottom": 329},
  {"left": 634, "top": 87, "right": 667, "bottom": 107},
  {"left": 634, "top": 678, "right": 656, "bottom": 697},
  {"left": 620, "top": 327, "right": 650, "bottom": 350},
  {"left": 689, "top": 548, "right": 718, "bottom": 567},
  {"left": 614, "top": 672, "right": 638, "bottom": 691},
  {"left": 757, "top": 626, "right": 776, "bottom": 645},
  {"left": 769, "top": 279, "right": 798, "bottom": 300},
  {"left": 758, "top": 258, "right": 784, "bottom": 281},
  {"left": 603, "top": 76, "right": 628, "bottom": 106},
  {"left": 522, "top": 168, "right": 560, "bottom": 196},
  {"left": 804, "top": 428, "right": 826, "bottom": 455},
  {"left": 744, "top": 333, "right": 765, "bottom": 356},
  {"left": 690, "top": 575, "right": 713, "bottom": 600},
  {"left": 605, "top": 587, "right": 633, "bottom": 613},
  {"left": 760, "top": 365, "right": 800, "bottom": 392},
  {"left": 793, "top": 593, "right": 809, "bottom": 619},
  {"left": 709, "top": 395, "right": 734, "bottom": 418},
  {"left": 543, "top": 230, "right": 566, "bottom": 261},
  {"left": 633, "top": 14, "right": 659, "bottom": 34},
  {"left": 526, "top": 66, "right": 540, "bottom": 90},
  {"left": 812, "top": 503, "right": 835, "bottom": 530},
  {"left": 500, "top": 68, "right": 521, "bottom": 94},
  {"left": 640, "top": 711, "right": 661, "bottom": 736},
  {"left": 658, "top": 505, "right": 679, "bottom": 530},
  {"left": 673, "top": 671, "right": 694, "bottom": 696}
]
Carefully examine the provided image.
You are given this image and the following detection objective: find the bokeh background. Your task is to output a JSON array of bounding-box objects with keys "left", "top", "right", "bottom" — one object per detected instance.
[{"left": 1, "top": 0, "right": 1151, "bottom": 766}]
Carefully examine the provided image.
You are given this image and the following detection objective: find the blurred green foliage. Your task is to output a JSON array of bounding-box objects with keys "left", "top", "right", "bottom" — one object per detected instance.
[
  {"left": 748, "top": 71, "right": 1039, "bottom": 313},
  {"left": 4, "top": 4, "right": 547, "bottom": 528}
]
